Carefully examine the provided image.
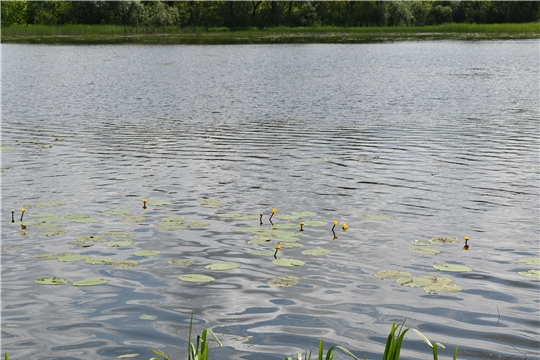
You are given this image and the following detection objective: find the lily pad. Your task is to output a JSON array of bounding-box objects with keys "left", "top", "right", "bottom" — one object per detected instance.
[
  {"left": 118, "top": 354, "right": 140, "bottom": 359},
  {"left": 273, "top": 258, "right": 305, "bottom": 267},
  {"left": 411, "top": 240, "right": 434, "bottom": 246},
  {"left": 205, "top": 263, "right": 240, "bottom": 271},
  {"left": 68, "top": 241, "right": 94, "bottom": 247},
  {"left": 302, "top": 248, "right": 331, "bottom": 256},
  {"left": 518, "top": 270, "right": 540, "bottom": 279},
  {"left": 409, "top": 248, "right": 440, "bottom": 255},
  {"left": 134, "top": 250, "right": 160, "bottom": 257},
  {"left": 215, "top": 213, "right": 258, "bottom": 220},
  {"left": 424, "top": 282, "right": 463, "bottom": 294},
  {"left": 362, "top": 215, "right": 394, "bottom": 221},
  {"left": 396, "top": 276, "right": 437, "bottom": 288},
  {"left": 107, "top": 241, "right": 134, "bottom": 248},
  {"left": 29, "top": 212, "right": 55, "bottom": 218},
  {"left": 184, "top": 221, "right": 210, "bottom": 228},
  {"left": 200, "top": 203, "right": 223, "bottom": 209},
  {"left": 233, "top": 336, "right": 253, "bottom": 342},
  {"left": 73, "top": 278, "right": 109, "bottom": 286},
  {"left": 157, "top": 222, "right": 188, "bottom": 230},
  {"left": 278, "top": 242, "right": 304, "bottom": 248},
  {"left": 34, "top": 223, "right": 62, "bottom": 228},
  {"left": 519, "top": 258, "right": 540, "bottom": 265},
  {"left": 198, "top": 198, "right": 220, "bottom": 203},
  {"left": 103, "top": 209, "right": 131, "bottom": 215},
  {"left": 147, "top": 200, "right": 172, "bottom": 206},
  {"left": 110, "top": 260, "right": 139, "bottom": 268},
  {"left": 162, "top": 217, "right": 187, "bottom": 222},
  {"left": 139, "top": 314, "right": 158, "bottom": 320},
  {"left": 76, "top": 235, "right": 103, "bottom": 242},
  {"left": 84, "top": 257, "right": 114, "bottom": 265},
  {"left": 32, "top": 253, "right": 59, "bottom": 260},
  {"left": 179, "top": 274, "right": 215, "bottom": 283},
  {"left": 38, "top": 216, "right": 66, "bottom": 222},
  {"left": 42, "top": 229, "right": 68, "bottom": 236},
  {"left": 430, "top": 236, "right": 459, "bottom": 244},
  {"left": 35, "top": 201, "right": 66, "bottom": 208},
  {"left": 374, "top": 270, "right": 412, "bottom": 280},
  {"left": 248, "top": 238, "right": 272, "bottom": 245},
  {"left": 302, "top": 220, "right": 328, "bottom": 227},
  {"left": 273, "top": 223, "right": 299, "bottom": 229},
  {"left": 434, "top": 264, "right": 472, "bottom": 272},
  {"left": 121, "top": 216, "right": 147, "bottom": 223},
  {"left": 252, "top": 250, "right": 275, "bottom": 256},
  {"left": 71, "top": 217, "right": 99, "bottom": 223},
  {"left": 35, "top": 277, "right": 69, "bottom": 285},
  {"left": 168, "top": 259, "right": 195, "bottom": 266},
  {"left": 268, "top": 275, "right": 300, "bottom": 287},
  {"left": 103, "top": 231, "right": 136, "bottom": 238},
  {"left": 58, "top": 254, "right": 88, "bottom": 262}
]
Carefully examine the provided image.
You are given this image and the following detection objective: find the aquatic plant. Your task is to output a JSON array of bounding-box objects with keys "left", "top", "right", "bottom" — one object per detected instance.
[
  {"left": 342, "top": 223, "right": 348, "bottom": 231},
  {"left": 20, "top": 208, "right": 25, "bottom": 222},
  {"left": 299, "top": 222, "right": 304, "bottom": 231},
  {"left": 11, "top": 210, "right": 14, "bottom": 223},
  {"left": 260, "top": 212, "right": 264, "bottom": 225},
  {"left": 269, "top": 208, "right": 277, "bottom": 224},
  {"left": 142, "top": 199, "right": 147, "bottom": 209},
  {"left": 274, "top": 244, "right": 281, "bottom": 258},
  {"left": 463, "top": 236, "right": 470, "bottom": 250}
]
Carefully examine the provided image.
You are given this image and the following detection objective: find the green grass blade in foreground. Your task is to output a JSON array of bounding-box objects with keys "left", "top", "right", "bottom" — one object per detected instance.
[{"left": 150, "top": 349, "right": 170, "bottom": 360}]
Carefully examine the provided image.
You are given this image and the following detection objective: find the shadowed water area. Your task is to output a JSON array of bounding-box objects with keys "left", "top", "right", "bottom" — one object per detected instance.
[{"left": 1, "top": 41, "right": 539, "bottom": 359}]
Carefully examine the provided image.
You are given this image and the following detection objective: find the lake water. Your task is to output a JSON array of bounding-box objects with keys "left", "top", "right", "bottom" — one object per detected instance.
[{"left": 1, "top": 41, "right": 539, "bottom": 360}]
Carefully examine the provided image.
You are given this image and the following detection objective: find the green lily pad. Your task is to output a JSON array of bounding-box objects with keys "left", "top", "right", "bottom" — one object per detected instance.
[
  {"left": 71, "top": 217, "right": 99, "bottom": 223},
  {"left": 103, "top": 209, "right": 131, "bottom": 215},
  {"left": 434, "top": 264, "right": 472, "bottom": 272},
  {"left": 73, "top": 278, "right": 109, "bottom": 286},
  {"left": 134, "top": 250, "right": 160, "bottom": 257},
  {"left": 185, "top": 221, "right": 210, "bottom": 228},
  {"left": 248, "top": 238, "right": 272, "bottom": 245},
  {"left": 198, "top": 198, "right": 220, "bottom": 203},
  {"left": 278, "top": 242, "right": 304, "bottom": 248},
  {"left": 302, "top": 220, "right": 328, "bottom": 227},
  {"left": 35, "top": 277, "right": 69, "bottom": 285},
  {"left": 302, "top": 248, "right": 331, "bottom": 256},
  {"left": 233, "top": 336, "right": 253, "bottom": 342},
  {"left": 409, "top": 248, "right": 440, "bottom": 255},
  {"left": 268, "top": 275, "right": 300, "bottom": 287},
  {"left": 179, "top": 274, "right": 215, "bottom": 283},
  {"left": 29, "top": 212, "right": 55, "bottom": 218},
  {"left": 168, "top": 259, "right": 195, "bottom": 266},
  {"left": 58, "top": 254, "right": 88, "bottom": 262},
  {"left": 1, "top": 146, "right": 14, "bottom": 153},
  {"left": 139, "top": 314, "right": 158, "bottom": 320},
  {"left": 273, "top": 223, "right": 299, "bottom": 229},
  {"left": 110, "top": 260, "right": 140, "bottom": 268},
  {"left": 411, "top": 240, "right": 434, "bottom": 246},
  {"left": 423, "top": 281, "right": 463, "bottom": 294},
  {"left": 273, "top": 258, "right": 305, "bottom": 267},
  {"left": 374, "top": 270, "right": 412, "bottom": 280},
  {"left": 252, "top": 250, "right": 275, "bottom": 256},
  {"left": 42, "top": 229, "right": 68, "bottom": 236},
  {"left": 118, "top": 354, "right": 140, "bottom": 359},
  {"left": 233, "top": 227, "right": 268, "bottom": 233},
  {"left": 430, "top": 236, "right": 459, "bottom": 244},
  {"left": 273, "top": 231, "right": 301, "bottom": 242},
  {"left": 76, "top": 235, "right": 103, "bottom": 242},
  {"left": 147, "top": 200, "right": 172, "bottom": 206},
  {"left": 16, "top": 139, "right": 37, "bottom": 143},
  {"left": 205, "top": 263, "right": 240, "bottom": 271},
  {"left": 362, "top": 215, "right": 394, "bottom": 221},
  {"left": 215, "top": 213, "right": 258, "bottom": 220},
  {"left": 519, "top": 270, "right": 540, "bottom": 278},
  {"left": 107, "top": 241, "right": 134, "bottom": 248},
  {"left": 68, "top": 241, "right": 94, "bottom": 247},
  {"left": 162, "top": 217, "right": 187, "bottom": 222},
  {"left": 121, "top": 216, "right": 147, "bottom": 223},
  {"left": 34, "top": 201, "right": 66, "bottom": 208},
  {"left": 84, "top": 257, "right": 115, "bottom": 265},
  {"left": 157, "top": 222, "right": 188, "bottom": 230},
  {"left": 519, "top": 258, "right": 540, "bottom": 265},
  {"left": 38, "top": 216, "right": 66, "bottom": 222},
  {"left": 396, "top": 276, "right": 436, "bottom": 288},
  {"left": 34, "top": 223, "right": 62, "bottom": 228},
  {"left": 200, "top": 203, "right": 223, "bottom": 209},
  {"left": 103, "top": 231, "right": 136, "bottom": 238},
  {"left": 32, "top": 253, "right": 59, "bottom": 260}
]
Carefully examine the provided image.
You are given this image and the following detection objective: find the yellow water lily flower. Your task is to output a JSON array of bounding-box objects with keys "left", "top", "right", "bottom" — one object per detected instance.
[
  {"left": 142, "top": 199, "right": 147, "bottom": 204},
  {"left": 21, "top": 208, "right": 26, "bottom": 213},
  {"left": 342, "top": 223, "right": 348, "bottom": 231},
  {"left": 274, "top": 245, "right": 281, "bottom": 250},
  {"left": 333, "top": 220, "right": 338, "bottom": 225},
  {"left": 272, "top": 208, "right": 277, "bottom": 214},
  {"left": 464, "top": 236, "right": 469, "bottom": 241}
]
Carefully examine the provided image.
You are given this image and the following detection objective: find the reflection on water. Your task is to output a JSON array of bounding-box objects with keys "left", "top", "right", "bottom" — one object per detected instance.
[{"left": 2, "top": 41, "right": 539, "bottom": 359}]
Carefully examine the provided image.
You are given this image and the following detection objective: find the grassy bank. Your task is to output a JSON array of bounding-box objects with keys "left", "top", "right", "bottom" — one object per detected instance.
[{"left": 2, "top": 22, "right": 539, "bottom": 44}]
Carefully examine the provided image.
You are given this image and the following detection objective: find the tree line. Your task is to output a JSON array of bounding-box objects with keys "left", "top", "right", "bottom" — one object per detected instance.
[{"left": 2, "top": 1, "right": 539, "bottom": 29}]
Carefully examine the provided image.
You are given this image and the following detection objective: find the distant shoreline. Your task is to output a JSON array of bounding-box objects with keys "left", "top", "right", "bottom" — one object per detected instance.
[{"left": 2, "top": 23, "right": 538, "bottom": 44}]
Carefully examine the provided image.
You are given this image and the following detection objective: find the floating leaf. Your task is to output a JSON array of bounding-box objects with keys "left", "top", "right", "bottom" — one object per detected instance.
[
  {"left": 76, "top": 235, "right": 103, "bottom": 242},
  {"left": 73, "top": 278, "right": 109, "bottom": 286},
  {"left": 1, "top": 146, "right": 14, "bottom": 153},
  {"left": 205, "top": 263, "right": 240, "bottom": 271},
  {"left": 302, "top": 248, "right": 331, "bottom": 256},
  {"left": 103, "top": 209, "right": 131, "bottom": 215},
  {"left": 110, "top": 260, "right": 139, "bottom": 268},
  {"left": 157, "top": 222, "right": 187, "bottom": 230},
  {"left": 519, "top": 258, "right": 540, "bottom": 265},
  {"left": 121, "top": 216, "right": 146, "bottom": 223},
  {"left": 273, "top": 231, "right": 301, "bottom": 242},
  {"left": 273, "top": 223, "right": 299, "bottom": 229},
  {"left": 42, "top": 229, "right": 68, "bottom": 236},
  {"left": 519, "top": 270, "right": 540, "bottom": 278},
  {"left": 233, "top": 227, "right": 268, "bottom": 233},
  {"left": 71, "top": 218, "right": 99, "bottom": 223},
  {"left": 248, "top": 238, "right": 272, "bottom": 245},
  {"left": 179, "top": 274, "right": 215, "bottom": 283},
  {"left": 397, "top": 276, "right": 436, "bottom": 288},
  {"left": 362, "top": 215, "right": 394, "bottom": 221},
  {"left": 215, "top": 213, "right": 257, "bottom": 220},
  {"left": 273, "top": 258, "right": 305, "bottom": 267},
  {"left": 200, "top": 203, "right": 223, "bottom": 209},
  {"left": 374, "top": 270, "right": 412, "bottom": 280},
  {"left": 103, "top": 232, "right": 136, "bottom": 238},
  {"left": 58, "top": 254, "right": 88, "bottom": 262},
  {"left": 29, "top": 212, "right": 55, "bottom": 218},
  {"left": 430, "top": 236, "right": 459, "bottom": 244},
  {"left": 411, "top": 240, "right": 433, "bottom": 246},
  {"left": 33, "top": 222, "right": 62, "bottom": 228},
  {"left": 252, "top": 250, "right": 275, "bottom": 256},
  {"left": 268, "top": 275, "right": 300, "bottom": 287},
  {"left": 147, "top": 200, "right": 172, "bottom": 206},
  {"left": 409, "top": 248, "right": 440, "bottom": 255},
  {"left": 233, "top": 336, "right": 253, "bottom": 342},
  {"left": 434, "top": 264, "right": 472, "bottom": 272},
  {"left": 30, "top": 201, "right": 66, "bottom": 208},
  {"left": 68, "top": 241, "right": 94, "bottom": 247},
  {"left": 139, "top": 314, "right": 158, "bottom": 320},
  {"left": 302, "top": 220, "right": 328, "bottom": 227},
  {"left": 32, "top": 253, "right": 59, "bottom": 260},
  {"left": 424, "top": 282, "right": 463, "bottom": 294},
  {"left": 38, "top": 216, "right": 66, "bottom": 222},
  {"left": 134, "top": 250, "right": 160, "bottom": 257},
  {"left": 198, "top": 198, "right": 220, "bottom": 203},
  {"left": 162, "top": 217, "right": 187, "bottom": 222},
  {"left": 118, "top": 354, "right": 140, "bottom": 359},
  {"left": 278, "top": 242, "right": 304, "bottom": 248},
  {"left": 84, "top": 257, "right": 114, "bottom": 265},
  {"left": 168, "top": 259, "right": 195, "bottom": 266},
  {"left": 107, "top": 241, "right": 134, "bottom": 248},
  {"left": 35, "top": 277, "right": 68, "bottom": 285}
]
